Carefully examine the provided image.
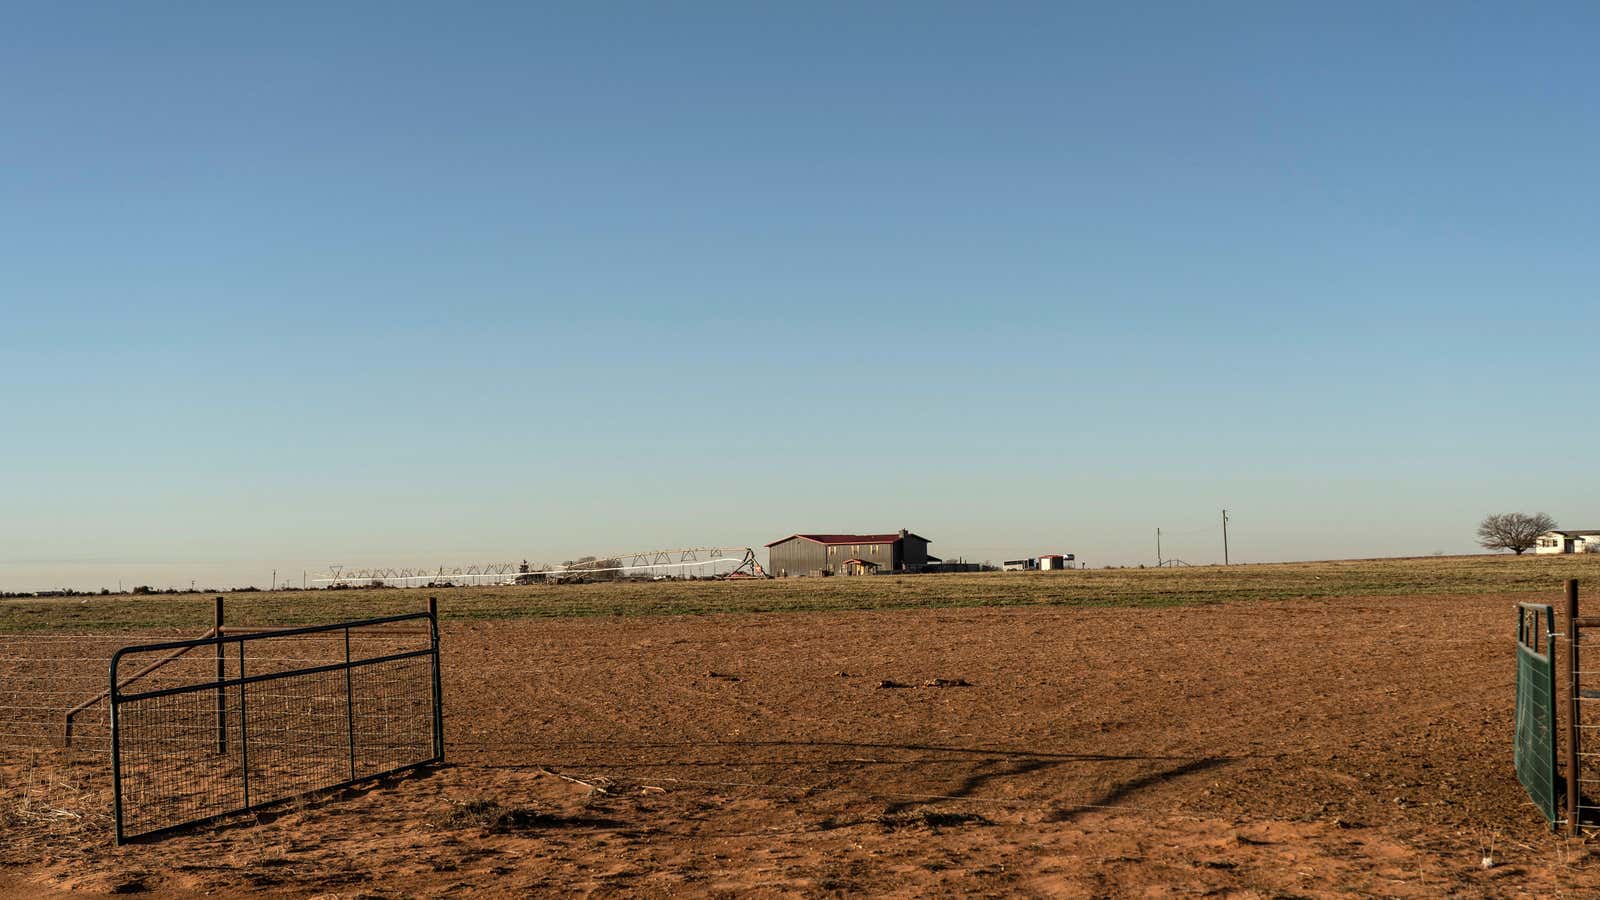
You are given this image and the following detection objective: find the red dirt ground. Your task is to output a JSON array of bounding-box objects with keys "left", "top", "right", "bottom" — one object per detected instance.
[{"left": 4, "top": 592, "right": 1598, "bottom": 897}]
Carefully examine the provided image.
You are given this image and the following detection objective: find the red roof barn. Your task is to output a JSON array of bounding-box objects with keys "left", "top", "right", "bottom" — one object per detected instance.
[{"left": 764, "top": 530, "right": 932, "bottom": 577}]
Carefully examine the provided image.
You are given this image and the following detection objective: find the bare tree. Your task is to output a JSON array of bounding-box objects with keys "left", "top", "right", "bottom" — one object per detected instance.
[{"left": 1477, "top": 512, "right": 1557, "bottom": 555}]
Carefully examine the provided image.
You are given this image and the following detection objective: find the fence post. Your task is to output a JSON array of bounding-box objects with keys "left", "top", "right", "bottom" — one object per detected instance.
[
  {"left": 429, "top": 596, "right": 444, "bottom": 763},
  {"left": 1568, "top": 579, "right": 1581, "bottom": 836},
  {"left": 345, "top": 626, "right": 356, "bottom": 782},
  {"left": 215, "top": 596, "right": 226, "bottom": 755}
]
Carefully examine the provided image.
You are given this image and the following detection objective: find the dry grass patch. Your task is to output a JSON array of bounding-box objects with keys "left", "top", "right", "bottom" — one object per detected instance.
[{"left": 3, "top": 553, "right": 1597, "bottom": 635}]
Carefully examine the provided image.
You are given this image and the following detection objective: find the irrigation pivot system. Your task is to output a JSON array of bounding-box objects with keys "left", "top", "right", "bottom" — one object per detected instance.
[{"left": 315, "top": 546, "right": 766, "bottom": 587}]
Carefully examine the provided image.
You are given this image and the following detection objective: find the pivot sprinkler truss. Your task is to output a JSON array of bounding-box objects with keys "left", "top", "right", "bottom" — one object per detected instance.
[{"left": 314, "top": 546, "right": 766, "bottom": 587}]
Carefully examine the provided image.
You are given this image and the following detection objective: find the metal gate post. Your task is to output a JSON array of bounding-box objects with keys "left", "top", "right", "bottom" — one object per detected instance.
[
  {"left": 215, "top": 596, "right": 227, "bottom": 755},
  {"left": 110, "top": 652, "right": 126, "bottom": 845},
  {"left": 429, "top": 596, "right": 444, "bottom": 763},
  {"left": 1568, "top": 579, "right": 1581, "bottom": 836}
]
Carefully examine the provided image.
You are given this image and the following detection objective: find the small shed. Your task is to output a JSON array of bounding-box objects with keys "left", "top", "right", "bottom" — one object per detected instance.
[{"left": 840, "top": 558, "right": 880, "bottom": 576}]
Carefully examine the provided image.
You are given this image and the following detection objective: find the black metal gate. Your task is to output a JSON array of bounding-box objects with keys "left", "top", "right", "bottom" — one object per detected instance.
[{"left": 109, "top": 608, "right": 443, "bottom": 843}]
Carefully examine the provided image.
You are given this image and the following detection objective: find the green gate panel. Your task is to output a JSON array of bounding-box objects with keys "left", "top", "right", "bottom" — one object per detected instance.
[{"left": 1515, "top": 604, "right": 1559, "bottom": 829}]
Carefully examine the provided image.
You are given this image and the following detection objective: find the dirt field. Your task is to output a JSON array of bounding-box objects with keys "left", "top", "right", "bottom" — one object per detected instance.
[{"left": 4, "top": 581, "right": 1599, "bottom": 897}]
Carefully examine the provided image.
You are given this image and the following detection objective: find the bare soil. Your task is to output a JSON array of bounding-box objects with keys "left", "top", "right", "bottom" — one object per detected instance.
[{"left": 4, "top": 592, "right": 1598, "bottom": 897}]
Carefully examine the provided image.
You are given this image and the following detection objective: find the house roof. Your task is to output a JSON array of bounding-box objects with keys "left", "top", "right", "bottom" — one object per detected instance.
[
  {"left": 841, "top": 558, "right": 880, "bottom": 567},
  {"left": 764, "top": 532, "right": 931, "bottom": 548},
  {"left": 1548, "top": 530, "right": 1600, "bottom": 537}
]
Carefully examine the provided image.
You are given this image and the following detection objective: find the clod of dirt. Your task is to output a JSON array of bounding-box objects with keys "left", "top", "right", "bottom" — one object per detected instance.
[
  {"left": 877, "top": 679, "right": 910, "bottom": 689},
  {"left": 109, "top": 876, "right": 150, "bottom": 894},
  {"left": 833, "top": 671, "right": 851, "bottom": 677},
  {"left": 706, "top": 671, "right": 741, "bottom": 681},
  {"left": 430, "top": 798, "right": 565, "bottom": 834},
  {"left": 922, "top": 678, "right": 972, "bottom": 688},
  {"left": 876, "top": 810, "right": 990, "bottom": 832}
]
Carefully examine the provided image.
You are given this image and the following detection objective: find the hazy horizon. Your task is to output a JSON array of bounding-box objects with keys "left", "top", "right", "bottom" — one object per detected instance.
[
  {"left": 0, "top": 517, "right": 1570, "bottom": 593},
  {"left": 5, "top": 4, "right": 1599, "bottom": 592}
]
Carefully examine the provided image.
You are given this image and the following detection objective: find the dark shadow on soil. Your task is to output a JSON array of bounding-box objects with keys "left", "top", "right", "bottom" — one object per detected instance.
[
  {"left": 1046, "top": 756, "right": 1233, "bottom": 822},
  {"left": 879, "top": 756, "right": 1060, "bottom": 814},
  {"left": 430, "top": 798, "right": 626, "bottom": 833},
  {"left": 455, "top": 738, "right": 1256, "bottom": 765},
  {"left": 122, "top": 763, "right": 448, "bottom": 843},
  {"left": 455, "top": 742, "right": 1239, "bottom": 821}
]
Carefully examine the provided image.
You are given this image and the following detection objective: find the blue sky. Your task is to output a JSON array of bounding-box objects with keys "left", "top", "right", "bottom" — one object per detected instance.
[{"left": 3, "top": 3, "right": 1598, "bottom": 589}]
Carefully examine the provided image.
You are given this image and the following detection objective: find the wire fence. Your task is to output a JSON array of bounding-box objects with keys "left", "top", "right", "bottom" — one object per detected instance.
[
  {"left": 0, "top": 600, "right": 444, "bottom": 845},
  {"left": 0, "top": 632, "right": 199, "bottom": 753},
  {"left": 0, "top": 631, "right": 431, "bottom": 753},
  {"left": 1569, "top": 618, "right": 1600, "bottom": 831},
  {"left": 110, "top": 612, "right": 442, "bottom": 842},
  {"left": 1520, "top": 580, "right": 1600, "bottom": 837},
  {"left": 0, "top": 631, "right": 198, "bottom": 852}
]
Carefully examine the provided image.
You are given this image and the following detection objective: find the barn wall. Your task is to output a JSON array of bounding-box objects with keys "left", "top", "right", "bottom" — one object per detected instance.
[
  {"left": 768, "top": 535, "right": 933, "bottom": 575},
  {"left": 824, "top": 542, "right": 894, "bottom": 573},
  {"left": 768, "top": 539, "right": 827, "bottom": 577},
  {"left": 901, "top": 537, "right": 929, "bottom": 570}
]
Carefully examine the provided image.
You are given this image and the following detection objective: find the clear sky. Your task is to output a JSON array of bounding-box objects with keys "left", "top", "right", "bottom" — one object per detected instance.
[{"left": 4, "top": 3, "right": 1598, "bottom": 590}]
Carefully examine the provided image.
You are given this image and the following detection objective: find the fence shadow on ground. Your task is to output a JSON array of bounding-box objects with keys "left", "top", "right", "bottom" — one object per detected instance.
[
  {"left": 1041, "top": 756, "right": 1232, "bottom": 822},
  {"left": 457, "top": 738, "right": 1245, "bottom": 821},
  {"left": 119, "top": 764, "right": 450, "bottom": 844}
]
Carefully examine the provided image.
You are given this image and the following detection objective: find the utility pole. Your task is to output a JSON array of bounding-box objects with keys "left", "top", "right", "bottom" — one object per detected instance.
[
  {"left": 1221, "top": 510, "right": 1230, "bottom": 565},
  {"left": 1156, "top": 528, "right": 1163, "bottom": 567},
  {"left": 271, "top": 568, "right": 276, "bottom": 591}
]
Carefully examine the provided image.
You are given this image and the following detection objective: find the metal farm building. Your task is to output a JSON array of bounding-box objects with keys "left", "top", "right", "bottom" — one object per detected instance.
[{"left": 764, "top": 530, "right": 932, "bottom": 577}]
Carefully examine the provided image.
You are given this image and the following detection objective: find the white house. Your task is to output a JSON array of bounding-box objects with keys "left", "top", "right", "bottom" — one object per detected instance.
[{"left": 1536, "top": 530, "right": 1600, "bottom": 554}]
